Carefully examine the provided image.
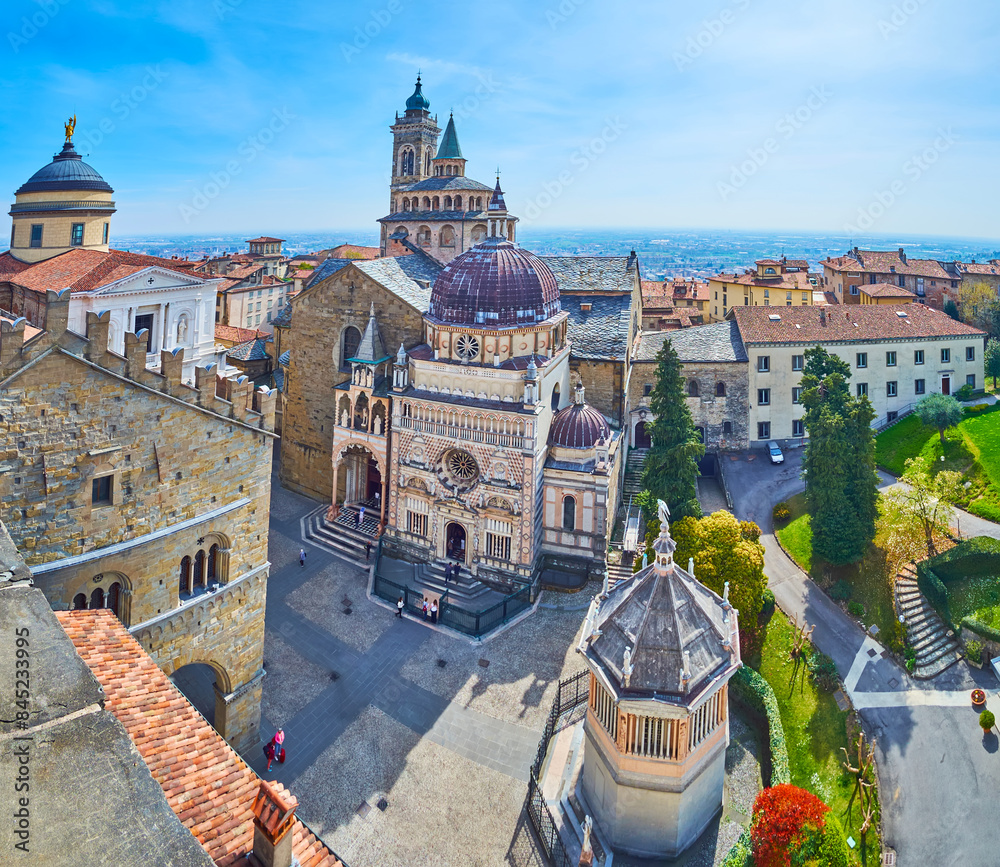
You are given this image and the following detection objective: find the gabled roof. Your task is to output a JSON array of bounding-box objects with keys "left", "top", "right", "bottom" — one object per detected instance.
[
  {"left": 540, "top": 256, "right": 637, "bottom": 294},
  {"left": 354, "top": 254, "right": 442, "bottom": 311},
  {"left": 271, "top": 303, "right": 293, "bottom": 328},
  {"left": 56, "top": 610, "right": 344, "bottom": 867},
  {"left": 215, "top": 324, "right": 267, "bottom": 344},
  {"left": 636, "top": 321, "right": 747, "bottom": 363},
  {"left": 860, "top": 282, "right": 916, "bottom": 298},
  {"left": 435, "top": 114, "right": 464, "bottom": 160},
  {"left": 562, "top": 293, "right": 633, "bottom": 361}
]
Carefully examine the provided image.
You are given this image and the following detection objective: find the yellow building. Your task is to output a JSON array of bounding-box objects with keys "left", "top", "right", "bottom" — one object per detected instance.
[
  {"left": 708, "top": 258, "right": 818, "bottom": 321},
  {"left": 859, "top": 282, "right": 916, "bottom": 305}
]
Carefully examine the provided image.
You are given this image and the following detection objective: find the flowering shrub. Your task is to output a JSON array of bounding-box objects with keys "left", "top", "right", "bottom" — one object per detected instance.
[{"left": 772, "top": 502, "right": 791, "bottom": 522}]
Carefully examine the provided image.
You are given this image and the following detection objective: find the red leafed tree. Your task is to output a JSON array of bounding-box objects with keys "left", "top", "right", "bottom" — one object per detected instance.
[{"left": 750, "top": 784, "right": 829, "bottom": 867}]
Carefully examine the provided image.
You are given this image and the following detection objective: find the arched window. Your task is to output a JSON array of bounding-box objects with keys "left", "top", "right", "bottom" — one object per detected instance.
[
  {"left": 471, "top": 224, "right": 487, "bottom": 244},
  {"left": 552, "top": 383, "right": 561, "bottom": 410},
  {"left": 422, "top": 196, "right": 431, "bottom": 209},
  {"left": 444, "top": 195, "right": 452, "bottom": 209},
  {"left": 476, "top": 197, "right": 483, "bottom": 210},
  {"left": 688, "top": 380, "right": 700, "bottom": 397},
  {"left": 416, "top": 226, "right": 432, "bottom": 247},
  {"left": 716, "top": 382, "right": 726, "bottom": 397},
  {"left": 194, "top": 550, "right": 206, "bottom": 587},
  {"left": 764, "top": 267, "right": 776, "bottom": 275},
  {"left": 90, "top": 588, "right": 105, "bottom": 610},
  {"left": 402, "top": 199, "right": 410, "bottom": 211},
  {"left": 341, "top": 326, "right": 361, "bottom": 370},
  {"left": 208, "top": 544, "right": 219, "bottom": 583},
  {"left": 400, "top": 148, "right": 414, "bottom": 176},
  {"left": 723, "top": 421, "right": 733, "bottom": 435},
  {"left": 425, "top": 150, "right": 432, "bottom": 174},
  {"left": 180, "top": 556, "right": 191, "bottom": 595},
  {"left": 107, "top": 582, "right": 121, "bottom": 617},
  {"left": 454, "top": 195, "right": 462, "bottom": 210},
  {"left": 440, "top": 225, "right": 456, "bottom": 248},
  {"left": 432, "top": 196, "right": 439, "bottom": 210},
  {"left": 562, "top": 496, "right": 576, "bottom": 531},
  {"left": 73, "top": 593, "right": 87, "bottom": 610},
  {"left": 695, "top": 427, "right": 706, "bottom": 443}
]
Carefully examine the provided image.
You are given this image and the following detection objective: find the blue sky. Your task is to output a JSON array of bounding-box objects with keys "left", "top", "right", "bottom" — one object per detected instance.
[{"left": 3, "top": 0, "right": 999, "bottom": 239}]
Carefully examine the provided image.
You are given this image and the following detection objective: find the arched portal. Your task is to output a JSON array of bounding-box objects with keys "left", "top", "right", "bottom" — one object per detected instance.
[
  {"left": 170, "top": 662, "right": 225, "bottom": 726},
  {"left": 634, "top": 421, "right": 652, "bottom": 449},
  {"left": 446, "top": 522, "right": 467, "bottom": 564}
]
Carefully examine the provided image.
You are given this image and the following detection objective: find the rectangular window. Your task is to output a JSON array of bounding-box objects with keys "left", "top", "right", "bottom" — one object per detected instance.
[
  {"left": 486, "top": 532, "right": 512, "bottom": 561},
  {"left": 967, "top": 346, "right": 976, "bottom": 362},
  {"left": 786, "top": 291, "right": 792, "bottom": 301},
  {"left": 856, "top": 353, "right": 867, "bottom": 369},
  {"left": 764, "top": 289, "right": 770, "bottom": 298},
  {"left": 887, "top": 381, "right": 897, "bottom": 397},
  {"left": 857, "top": 383, "right": 868, "bottom": 397},
  {"left": 757, "top": 356, "right": 770, "bottom": 373},
  {"left": 915, "top": 378, "right": 926, "bottom": 395},
  {"left": 758, "top": 388, "right": 770, "bottom": 406},
  {"left": 967, "top": 374, "right": 976, "bottom": 388},
  {"left": 792, "top": 355, "right": 804, "bottom": 371},
  {"left": 850, "top": 285, "right": 859, "bottom": 295},
  {"left": 899, "top": 275, "right": 906, "bottom": 288},
  {"left": 255, "top": 314, "right": 262, "bottom": 325},
  {"left": 941, "top": 348, "right": 950, "bottom": 363},
  {"left": 757, "top": 421, "right": 770, "bottom": 440},
  {"left": 886, "top": 351, "right": 897, "bottom": 367},
  {"left": 792, "top": 387, "right": 802, "bottom": 404},
  {"left": 102, "top": 222, "right": 109, "bottom": 244},
  {"left": 792, "top": 419, "right": 805, "bottom": 438},
  {"left": 30, "top": 224, "right": 43, "bottom": 248},
  {"left": 92, "top": 475, "right": 112, "bottom": 506},
  {"left": 133, "top": 313, "right": 155, "bottom": 352},
  {"left": 914, "top": 349, "right": 924, "bottom": 365},
  {"left": 801, "top": 292, "right": 808, "bottom": 302},
  {"left": 70, "top": 223, "right": 85, "bottom": 246},
  {"left": 643, "top": 383, "right": 653, "bottom": 396},
  {"left": 407, "top": 511, "right": 428, "bottom": 537}
]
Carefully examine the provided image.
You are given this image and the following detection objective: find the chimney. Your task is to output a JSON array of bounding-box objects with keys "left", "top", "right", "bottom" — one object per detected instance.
[
  {"left": 819, "top": 308, "right": 827, "bottom": 326},
  {"left": 249, "top": 781, "right": 298, "bottom": 867},
  {"left": 899, "top": 247, "right": 907, "bottom": 264}
]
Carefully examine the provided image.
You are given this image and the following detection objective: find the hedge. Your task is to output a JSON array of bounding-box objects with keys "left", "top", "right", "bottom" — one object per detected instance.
[
  {"left": 917, "top": 537, "right": 1000, "bottom": 633},
  {"left": 730, "top": 666, "right": 791, "bottom": 786},
  {"left": 719, "top": 827, "right": 753, "bottom": 867},
  {"left": 962, "top": 616, "right": 1000, "bottom": 643}
]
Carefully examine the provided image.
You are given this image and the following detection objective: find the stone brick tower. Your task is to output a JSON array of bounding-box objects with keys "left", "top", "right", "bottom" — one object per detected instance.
[
  {"left": 389, "top": 75, "right": 440, "bottom": 201},
  {"left": 577, "top": 502, "right": 741, "bottom": 859}
]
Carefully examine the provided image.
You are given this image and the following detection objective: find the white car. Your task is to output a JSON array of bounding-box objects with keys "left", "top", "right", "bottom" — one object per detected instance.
[{"left": 768, "top": 441, "right": 784, "bottom": 465}]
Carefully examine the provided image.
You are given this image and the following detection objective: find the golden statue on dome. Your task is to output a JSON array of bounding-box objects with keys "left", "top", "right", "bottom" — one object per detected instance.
[{"left": 64, "top": 115, "right": 76, "bottom": 143}]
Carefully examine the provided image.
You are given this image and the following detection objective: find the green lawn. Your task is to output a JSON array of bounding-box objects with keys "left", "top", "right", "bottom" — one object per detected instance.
[
  {"left": 946, "top": 575, "right": 1000, "bottom": 631},
  {"left": 757, "top": 610, "right": 881, "bottom": 864},
  {"left": 775, "top": 494, "right": 898, "bottom": 643},
  {"left": 874, "top": 405, "right": 1000, "bottom": 522}
]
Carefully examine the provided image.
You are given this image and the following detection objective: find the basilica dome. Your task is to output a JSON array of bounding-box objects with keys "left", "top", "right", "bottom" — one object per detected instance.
[
  {"left": 17, "top": 142, "right": 114, "bottom": 194},
  {"left": 428, "top": 237, "right": 560, "bottom": 328},
  {"left": 549, "top": 391, "right": 611, "bottom": 449}
]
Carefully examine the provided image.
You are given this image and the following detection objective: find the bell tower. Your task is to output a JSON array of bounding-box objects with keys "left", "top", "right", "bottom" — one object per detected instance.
[{"left": 389, "top": 75, "right": 440, "bottom": 201}]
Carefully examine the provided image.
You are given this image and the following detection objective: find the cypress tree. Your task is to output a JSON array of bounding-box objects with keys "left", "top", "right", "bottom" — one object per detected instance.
[{"left": 641, "top": 338, "right": 704, "bottom": 520}]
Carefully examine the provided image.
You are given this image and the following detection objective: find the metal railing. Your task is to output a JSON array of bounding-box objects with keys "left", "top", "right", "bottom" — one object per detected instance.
[
  {"left": 872, "top": 402, "right": 915, "bottom": 432},
  {"left": 395, "top": 416, "right": 527, "bottom": 449}
]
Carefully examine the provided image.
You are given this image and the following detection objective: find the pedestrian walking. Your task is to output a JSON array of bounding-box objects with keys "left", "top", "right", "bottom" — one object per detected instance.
[
  {"left": 396, "top": 596, "right": 404, "bottom": 618},
  {"left": 444, "top": 563, "right": 451, "bottom": 584},
  {"left": 422, "top": 598, "right": 429, "bottom": 620},
  {"left": 365, "top": 541, "right": 372, "bottom": 561},
  {"left": 374, "top": 489, "right": 380, "bottom": 510},
  {"left": 430, "top": 600, "right": 438, "bottom": 624},
  {"left": 357, "top": 506, "right": 365, "bottom": 528},
  {"left": 299, "top": 548, "right": 306, "bottom": 567},
  {"left": 264, "top": 728, "right": 286, "bottom": 772}
]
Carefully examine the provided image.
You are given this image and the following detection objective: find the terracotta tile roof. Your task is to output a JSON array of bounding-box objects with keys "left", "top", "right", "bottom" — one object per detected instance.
[
  {"left": 821, "top": 249, "right": 953, "bottom": 280},
  {"left": 247, "top": 236, "right": 285, "bottom": 243},
  {"left": 860, "top": 282, "right": 916, "bottom": 298},
  {"left": 717, "top": 269, "right": 813, "bottom": 291},
  {"left": 733, "top": 303, "right": 985, "bottom": 345},
  {"left": 1, "top": 309, "right": 43, "bottom": 340},
  {"left": 1, "top": 248, "right": 222, "bottom": 295},
  {"left": 215, "top": 324, "right": 267, "bottom": 343},
  {"left": 55, "top": 610, "right": 343, "bottom": 867},
  {"left": 0, "top": 251, "right": 32, "bottom": 279},
  {"left": 225, "top": 264, "right": 266, "bottom": 282},
  {"left": 957, "top": 260, "right": 1000, "bottom": 276},
  {"left": 323, "top": 244, "right": 381, "bottom": 260}
]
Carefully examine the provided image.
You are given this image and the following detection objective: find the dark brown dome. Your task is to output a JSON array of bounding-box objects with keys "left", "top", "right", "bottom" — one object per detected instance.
[
  {"left": 428, "top": 237, "right": 559, "bottom": 328},
  {"left": 549, "top": 390, "right": 611, "bottom": 449}
]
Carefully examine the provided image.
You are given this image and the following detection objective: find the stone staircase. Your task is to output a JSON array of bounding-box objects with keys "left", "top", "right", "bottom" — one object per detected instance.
[
  {"left": 303, "top": 503, "right": 379, "bottom": 568},
  {"left": 412, "top": 559, "right": 504, "bottom": 608},
  {"left": 623, "top": 448, "right": 648, "bottom": 499},
  {"left": 605, "top": 555, "right": 635, "bottom": 594},
  {"left": 895, "top": 564, "right": 963, "bottom": 679}
]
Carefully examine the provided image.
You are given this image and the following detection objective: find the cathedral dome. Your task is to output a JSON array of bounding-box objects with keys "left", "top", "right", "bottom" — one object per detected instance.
[
  {"left": 549, "top": 387, "right": 611, "bottom": 449},
  {"left": 428, "top": 237, "right": 560, "bottom": 328},
  {"left": 405, "top": 75, "right": 430, "bottom": 111},
  {"left": 16, "top": 142, "right": 114, "bottom": 194}
]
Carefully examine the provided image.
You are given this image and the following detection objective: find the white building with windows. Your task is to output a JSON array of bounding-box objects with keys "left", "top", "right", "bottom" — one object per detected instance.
[{"left": 733, "top": 305, "right": 986, "bottom": 446}]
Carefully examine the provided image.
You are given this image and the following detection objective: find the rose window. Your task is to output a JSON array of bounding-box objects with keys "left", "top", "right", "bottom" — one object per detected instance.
[
  {"left": 455, "top": 333, "right": 480, "bottom": 362},
  {"left": 447, "top": 450, "right": 479, "bottom": 481}
]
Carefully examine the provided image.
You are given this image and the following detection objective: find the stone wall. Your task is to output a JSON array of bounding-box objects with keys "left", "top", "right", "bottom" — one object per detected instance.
[
  {"left": 280, "top": 267, "right": 426, "bottom": 501},
  {"left": 572, "top": 358, "right": 626, "bottom": 428}
]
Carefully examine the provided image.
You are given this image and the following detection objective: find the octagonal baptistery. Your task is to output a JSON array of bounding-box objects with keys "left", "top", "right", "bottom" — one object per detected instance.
[{"left": 577, "top": 510, "right": 741, "bottom": 859}]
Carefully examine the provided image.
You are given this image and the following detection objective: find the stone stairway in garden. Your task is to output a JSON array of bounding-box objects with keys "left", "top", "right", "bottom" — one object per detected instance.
[
  {"left": 895, "top": 564, "right": 963, "bottom": 679},
  {"left": 623, "top": 448, "right": 648, "bottom": 499}
]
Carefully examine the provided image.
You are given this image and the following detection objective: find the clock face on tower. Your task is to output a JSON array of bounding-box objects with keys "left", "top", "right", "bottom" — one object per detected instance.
[{"left": 455, "top": 333, "right": 480, "bottom": 362}]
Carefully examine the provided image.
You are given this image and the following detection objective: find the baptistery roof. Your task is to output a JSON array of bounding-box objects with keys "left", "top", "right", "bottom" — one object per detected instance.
[
  {"left": 428, "top": 237, "right": 560, "bottom": 328},
  {"left": 549, "top": 388, "right": 611, "bottom": 449},
  {"left": 17, "top": 141, "right": 114, "bottom": 195}
]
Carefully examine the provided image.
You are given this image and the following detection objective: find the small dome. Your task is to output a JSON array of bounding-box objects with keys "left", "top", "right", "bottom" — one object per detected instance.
[
  {"left": 405, "top": 76, "right": 430, "bottom": 111},
  {"left": 549, "top": 389, "right": 611, "bottom": 449},
  {"left": 16, "top": 142, "right": 113, "bottom": 194},
  {"left": 428, "top": 237, "right": 559, "bottom": 328}
]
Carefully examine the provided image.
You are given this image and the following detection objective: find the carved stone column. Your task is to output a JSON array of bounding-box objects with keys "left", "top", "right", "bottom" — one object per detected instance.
[{"left": 216, "top": 548, "right": 232, "bottom": 584}]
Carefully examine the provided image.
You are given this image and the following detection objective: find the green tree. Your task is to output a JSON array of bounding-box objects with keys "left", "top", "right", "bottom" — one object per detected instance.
[
  {"left": 800, "top": 347, "right": 879, "bottom": 565},
  {"left": 985, "top": 339, "right": 1000, "bottom": 389},
  {"left": 879, "top": 457, "right": 963, "bottom": 557},
  {"left": 641, "top": 339, "right": 704, "bottom": 520},
  {"left": 671, "top": 511, "right": 767, "bottom": 654},
  {"left": 944, "top": 299, "right": 961, "bottom": 320},
  {"left": 915, "top": 392, "right": 964, "bottom": 442}
]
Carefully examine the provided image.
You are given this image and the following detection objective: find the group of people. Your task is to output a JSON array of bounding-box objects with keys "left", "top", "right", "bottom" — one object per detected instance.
[
  {"left": 422, "top": 597, "right": 439, "bottom": 623},
  {"left": 443, "top": 562, "right": 461, "bottom": 582}
]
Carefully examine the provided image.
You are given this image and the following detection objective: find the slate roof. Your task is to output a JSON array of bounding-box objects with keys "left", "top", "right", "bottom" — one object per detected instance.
[
  {"left": 733, "top": 304, "right": 986, "bottom": 344},
  {"left": 351, "top": 303, "right": 390, "bottom": 363},
  {"left": 228, "top": 338, "right": 269, "bottom": 361},
  {"left": 562, "top": 293, "right": 633, "bottom": 361},
  {"left": 636, "top": 321, "right": 748, "bottom": 364},
  {"left": 539, "top": 256, "right": 637, "bottom": 294},
  {"left": 353, "top": 253, "right": 443, "bottom": 312},
  {"left": 381, "top": 209, "right": 485, "bottom": 221},
  {"left": 306, "top": 258, "right": 353, "bottom": 288},
  {"left": 57, "top": 609, "right": 344, "bottom": 867},
  {"left": 271, "top": 303, "right": 293, "bottom": 328},
  {"left": 435, "top": 114, "right": 464, "bottom": 159},
  {"left": 272, "top": 367, "right": 285, "bottom": 391},
  {"left": 399, "top": 176, "right": 494, "bottom": 192},
  {"left": 278, "top": 349, "right": 290, "bottom": 365}
]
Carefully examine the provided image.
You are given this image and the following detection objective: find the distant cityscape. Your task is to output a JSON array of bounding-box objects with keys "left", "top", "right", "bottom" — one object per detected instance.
[{"left": 116, "top": 228, "right": 1000, "bottom": 280}]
